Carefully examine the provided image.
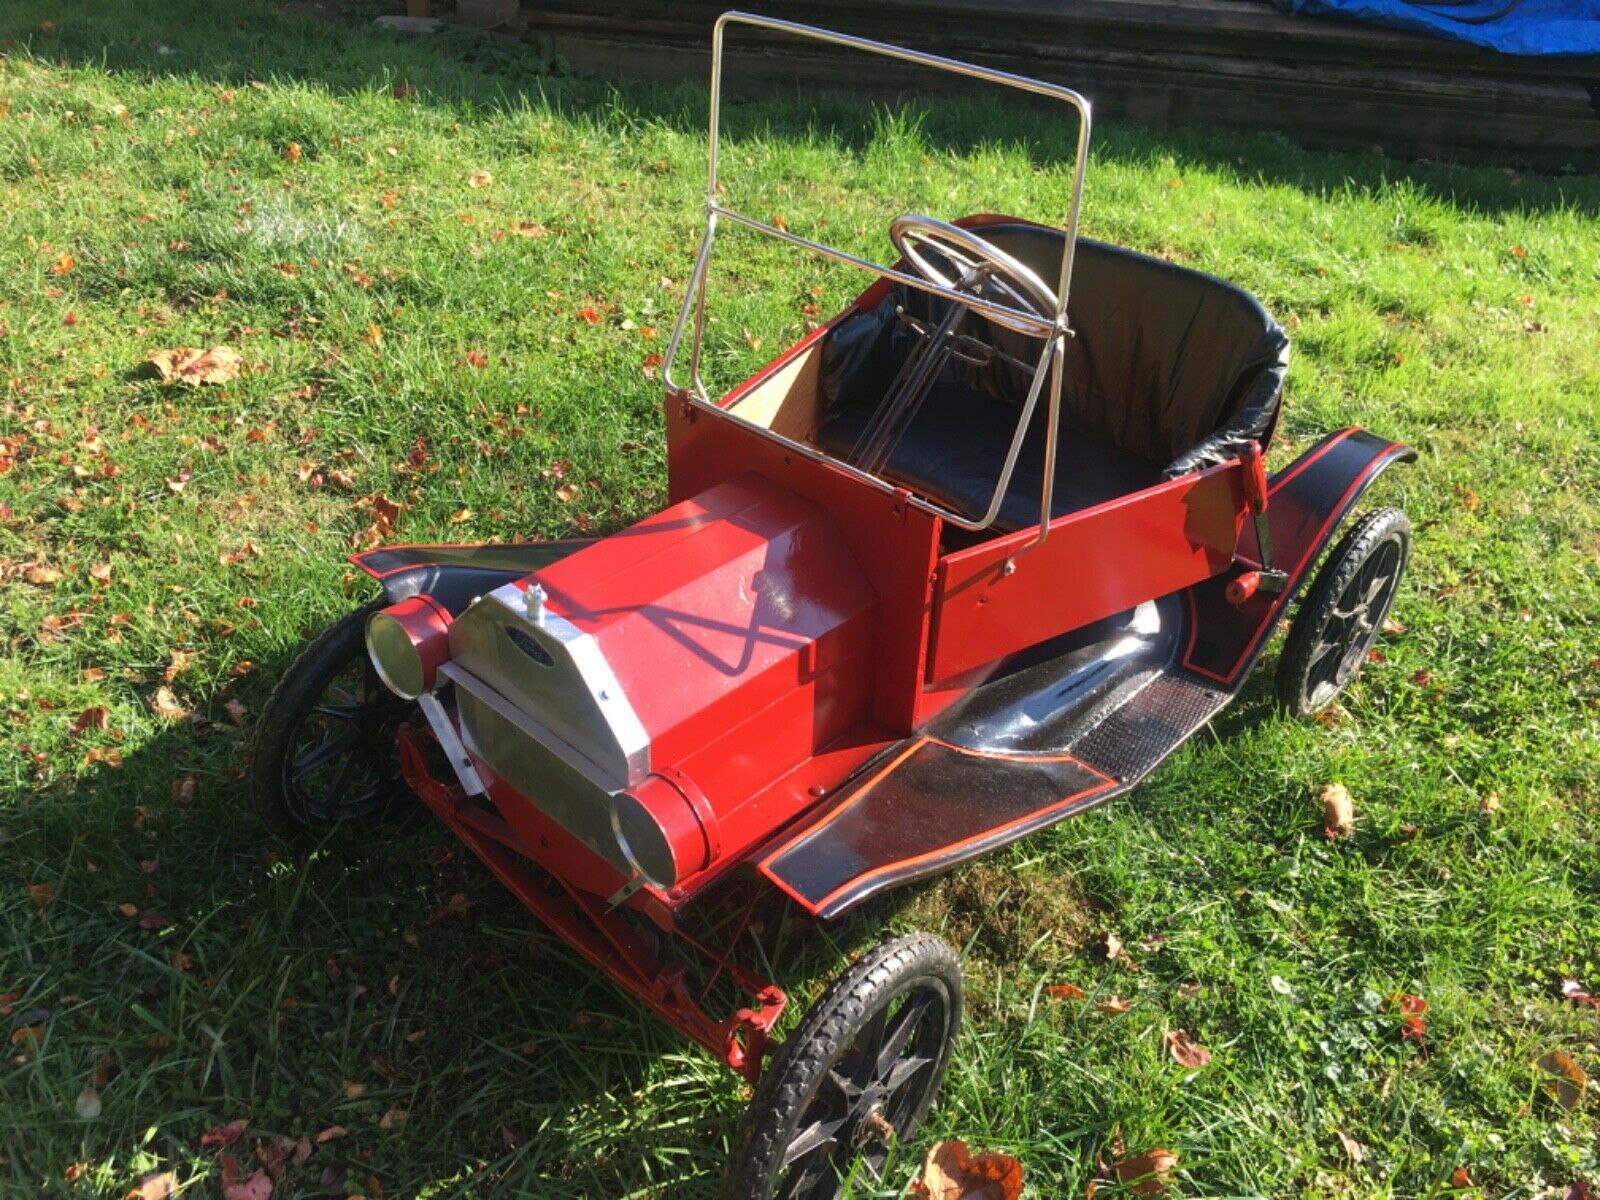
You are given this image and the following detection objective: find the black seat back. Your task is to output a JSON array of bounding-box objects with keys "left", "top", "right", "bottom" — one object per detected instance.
[{"left": 818, "top": 221, "right": 1289, "bottom": 477}]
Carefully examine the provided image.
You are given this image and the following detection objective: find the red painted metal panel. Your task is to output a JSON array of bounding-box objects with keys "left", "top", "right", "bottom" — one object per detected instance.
[
  {"left": 533, "top": 473, "right": 878, "bottom": 774},
  {"left": 665, "top": 398, "right": 942, "bottom": 735},
  {"left": 926, "top": 461, "right": 1247, "bottom": 684}
]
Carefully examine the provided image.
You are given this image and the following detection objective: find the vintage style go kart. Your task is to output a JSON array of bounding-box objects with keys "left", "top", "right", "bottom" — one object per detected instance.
[{"left": 250, "top": 13, "right": 1414, "bottom": 1198}]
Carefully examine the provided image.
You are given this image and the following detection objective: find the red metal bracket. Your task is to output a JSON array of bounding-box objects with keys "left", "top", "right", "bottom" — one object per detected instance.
[{"left": 396, "top": 722, "right": 788, "bottom": 1083}]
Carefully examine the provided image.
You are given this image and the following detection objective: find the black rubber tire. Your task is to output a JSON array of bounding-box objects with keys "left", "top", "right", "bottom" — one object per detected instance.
[
  {"left": 1276, "top": 507, "right": 1411, "bottom": 717},
  {"left": 249, "top": 601, "right": 413, "bottom": 840},
  {"left": 722, "top": 932, "right": 963, "bottom": 1200}
]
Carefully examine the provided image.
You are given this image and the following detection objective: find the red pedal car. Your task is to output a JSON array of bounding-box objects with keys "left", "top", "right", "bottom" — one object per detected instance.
[{"left": 251, "top": 14, "right": 1414, "bottom": 1198}]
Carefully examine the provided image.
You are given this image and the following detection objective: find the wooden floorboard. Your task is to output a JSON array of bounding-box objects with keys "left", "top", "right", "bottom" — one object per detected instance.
[{"left": 527, "top": 1, "right": 1600, "bottom": 170}]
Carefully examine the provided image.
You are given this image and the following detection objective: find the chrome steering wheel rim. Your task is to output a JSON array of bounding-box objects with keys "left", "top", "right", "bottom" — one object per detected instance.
[{"left": 889, "top": 214, "right": 1059, "bottom": 336}]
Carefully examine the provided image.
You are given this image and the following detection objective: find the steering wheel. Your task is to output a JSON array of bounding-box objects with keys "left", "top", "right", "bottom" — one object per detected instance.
[{"left": 889, "top": 214, "right": 1059, "bottom": 336}]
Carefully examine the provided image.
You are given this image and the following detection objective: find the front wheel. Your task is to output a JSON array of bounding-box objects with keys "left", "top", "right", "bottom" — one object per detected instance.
[
  {"left": 1276, "top": 507, "right": 1411, "bottom": 716},
  {"left": 723, "top": 932, "right": 963, "bottom": 1200},
  {"left": 249, "top": 601, "right": 415, "bottom": 840}
]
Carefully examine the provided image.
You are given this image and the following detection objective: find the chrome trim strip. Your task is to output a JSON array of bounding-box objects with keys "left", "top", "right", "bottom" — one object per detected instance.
[{"left": 416, "top": 690, "right": 485, "bottom": 796}]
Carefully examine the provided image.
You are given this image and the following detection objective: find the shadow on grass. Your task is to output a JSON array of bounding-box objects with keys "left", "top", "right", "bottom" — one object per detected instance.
[
  {"left": 2, "top": 632, "right": 777, "bottom": 1197},
  {"left": 9, "top": 0, "right": 1600, "bottom": 220}
]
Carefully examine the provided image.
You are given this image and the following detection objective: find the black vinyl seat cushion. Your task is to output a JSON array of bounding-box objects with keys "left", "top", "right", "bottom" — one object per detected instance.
[{"left": 814, "top": 382, "right": 1162, "bottom": 531}]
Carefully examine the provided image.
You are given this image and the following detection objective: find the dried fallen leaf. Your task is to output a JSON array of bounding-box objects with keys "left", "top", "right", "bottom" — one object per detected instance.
[
  {"left": 28, "top": 883, "right": 55, "bottom": 912},
  {"left": 1096, "top": 995, "right": 1132, "bottom": 1015},
  {"left": 464, "top": 349, "right": 487, "bottom": 370},
  {"left": 71, "top": 706, "right": 109, "bottom": 735},
  {"left": 148, "top": 346, "right": 243, "bottom": 386},
  {"left": 1320, "top": 782, "right": 1354, "bottom": 839},
  {"left": 1537, "top": 1050, "right": 1587, "bottom": 1111},
  {"left": 1335, "top": 1129, "right": 1366, "bottom": 1165},
  {"left": 378, "top": 1107, "right": 407, "bottom": 1131},
  {"left": 641, "top": 352, "right": 664, "bottom": 379},
  {"left": 1112, "top": 1148, "right": 1178, "bottom": 1196},
  {"left": 910, "top": 1139, "right": 1023, "bottom": 1200},
  {"left": 1164, "top": 1029, "right": 1212, "bottom": 1068},
  {"left": 134, "top": 1172, "right": 178, "bottom": 1200},
  {"left": 509, "top": 221, "right": 549, "bottom": 238},
  {"left": 151, "top": 686, "right": 188, "bottom": 721},
  {"left": 315, "top": 1124, "right": 348, "bottom": 1144},
  {"left": 25, "top": 563, "right": 61, "bottom": 585},
  {"left": 468, "top": 168, "right": 493, "bottom": 188},
  {"left": 575, "top": 306, "right": 601, "bottom": 325},
  {"left": 220, "top": 1154, "right": 274, "bottom": 1200},
  {"left": 1451, "top": 1167, "right": 1473, "bottom": 1188},
  {"left": 202, "top": 1118, "right": 250, "bottom": 1149},
  {"left": 554, "top": 482, "right": 580, "bottom": 503},
  {"left": 1044, "top": 983, "right": 1086, "bottom": 1001},
  {"left": 285, "top": 142, "right": 302, "bottom": 163}
]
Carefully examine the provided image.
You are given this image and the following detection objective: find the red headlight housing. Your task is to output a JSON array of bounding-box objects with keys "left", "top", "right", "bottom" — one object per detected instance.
[
  {"left": 365, "top": 594, "right": 452, "bottom": 699},
  {"left": 611, "top": 771, "right": 718, "bottom": 890}
]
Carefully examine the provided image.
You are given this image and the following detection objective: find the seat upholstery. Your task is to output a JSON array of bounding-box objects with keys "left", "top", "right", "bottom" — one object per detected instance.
[
  {"left": 814, "top": 382, "right": 1160, "bottom": 530},
  {"left": 813, "top": 220, "right": 1289, "bottom": 530}
]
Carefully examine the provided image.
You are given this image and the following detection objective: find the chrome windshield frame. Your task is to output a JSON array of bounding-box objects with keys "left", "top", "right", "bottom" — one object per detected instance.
[{"left": 662, "top": 10, "right": 1092, "bottom": 537}]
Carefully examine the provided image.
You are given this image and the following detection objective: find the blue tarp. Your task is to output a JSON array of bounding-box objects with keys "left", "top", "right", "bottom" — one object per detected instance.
[{"left": 1276, "top": 0, "right": 1600, "bottom": 57}]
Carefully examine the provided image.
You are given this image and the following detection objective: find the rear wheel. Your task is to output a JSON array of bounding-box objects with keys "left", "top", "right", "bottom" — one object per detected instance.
[
  {"left": 249, "top": 602, "right": 414, "bottom": 839},
  {"left": 1276, "top": 507, "right": 1410, "bottom": 716},
  {"left": 723, "top": 932, "right": 963, "bottom": 1200}
]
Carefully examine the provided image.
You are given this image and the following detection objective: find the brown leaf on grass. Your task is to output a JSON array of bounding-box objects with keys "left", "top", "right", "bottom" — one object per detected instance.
[
  {"left": 49, "top": 252, "right": 76, "bottom": 276},
  {"left": 89, "top": 561, "right": 112, "bottom": 583},
  {"left": 173, "top": 773, "right": 198, "bottom": 805},
  {"left": 25, "top": 563, "right": 61, "bottom": 585},
  {"left": 1537, "top": 1050, "right": 1587, "bottom": 1111},
  {"left": 378, "top": 1107, "right": 407, "bottom": 1131},
  {"left": 1568, "top": 1180, "right": 1595, "bottom": 1200},
  {"left": 220, "top": 1154, "right": 274, "bottom": 1200},
  {"left": 1335, "top": 1130, "right": 1367, "bottom": 1165},
  {"left": 28, "top": 883, "right": 55, "bottom": 911},
  {"left": 467, "top": 168, "right": 493, "bottom": 188},
  {"left": 910, "top": 1139, "right": 1023, "bottom": 1200},
  {"left": 1044, "top": 983, "right": 1086, "bottom": 1001},
  {"left": 151, "top": 686, "right": 189, "bottom": 721},
  {"left": 555, "top": 482, "right": 580, "bottom": 503},
  {"left": 576, "top": 306, "right": 601, "bottom": 325},
  {"left": 641, "top": 352, "right": 664, "bottom": 379},
  {"left": 1451, "top": 1167, "right": 1473, "bottom": 1188},
  {"left": 1320, "top": 782, "right": 1355, "bottom": 839},
  {"left": 314, "top": 1125, "right": 348, "bottom": 1144},
  {"left": 509, "top": 221, "right": 549, "bottom": 238},
  {"left": 148, "top": 346, "right": 243, "bottom": 386},
  {"left": 224, "top": 698, "right": 249, "bottom": 725},
  {"left": 134, "top": 1172, "right": 179, "bottom": 1200},
  {"left": 1112, "top": 1149, "right": 1178, "bottom": 1196},
  {"left": 1164, "top": 1029, "right": 1212, "bottom": 1068},
  {"left": 285, "top": 142, "right": 302, "bottom": 162},
  {"left": 71, "top": 706, "right": 109, "bottom": 735},
  {"left": 201, "top": 1118, "right": 250, "bottom": 1149},
  {"left": 1562, "top": 980, "right": 1600, "bottom": 1009},
  {"left": 1096, "top": 995, "right": 1133, "bottom": 1015},
  {"left": 464, "top": 349, "right": 488, "bottom": 370}
]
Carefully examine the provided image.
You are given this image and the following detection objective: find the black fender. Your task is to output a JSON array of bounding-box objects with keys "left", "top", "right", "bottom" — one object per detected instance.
[
  {"left": 1181, "top": 426, "right": 1416, "bottom": 686},
  {"left": 348, "top": 539, "right": 596, "bottom": 616}
]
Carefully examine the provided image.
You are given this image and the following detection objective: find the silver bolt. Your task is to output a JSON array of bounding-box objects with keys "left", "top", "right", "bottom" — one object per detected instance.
[{"left": 525, "top": 582, "right": 547, "bottom": 621}]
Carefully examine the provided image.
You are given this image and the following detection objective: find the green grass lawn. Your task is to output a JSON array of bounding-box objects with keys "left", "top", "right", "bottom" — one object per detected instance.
[{"left": 3, "top": 1, "right": 1599, "bottom": 1196}]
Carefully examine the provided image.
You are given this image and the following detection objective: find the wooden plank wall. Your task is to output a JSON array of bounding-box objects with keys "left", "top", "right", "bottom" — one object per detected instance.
[{"left": 526, "top": 0, "right": 1600, "bottom": 170}]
